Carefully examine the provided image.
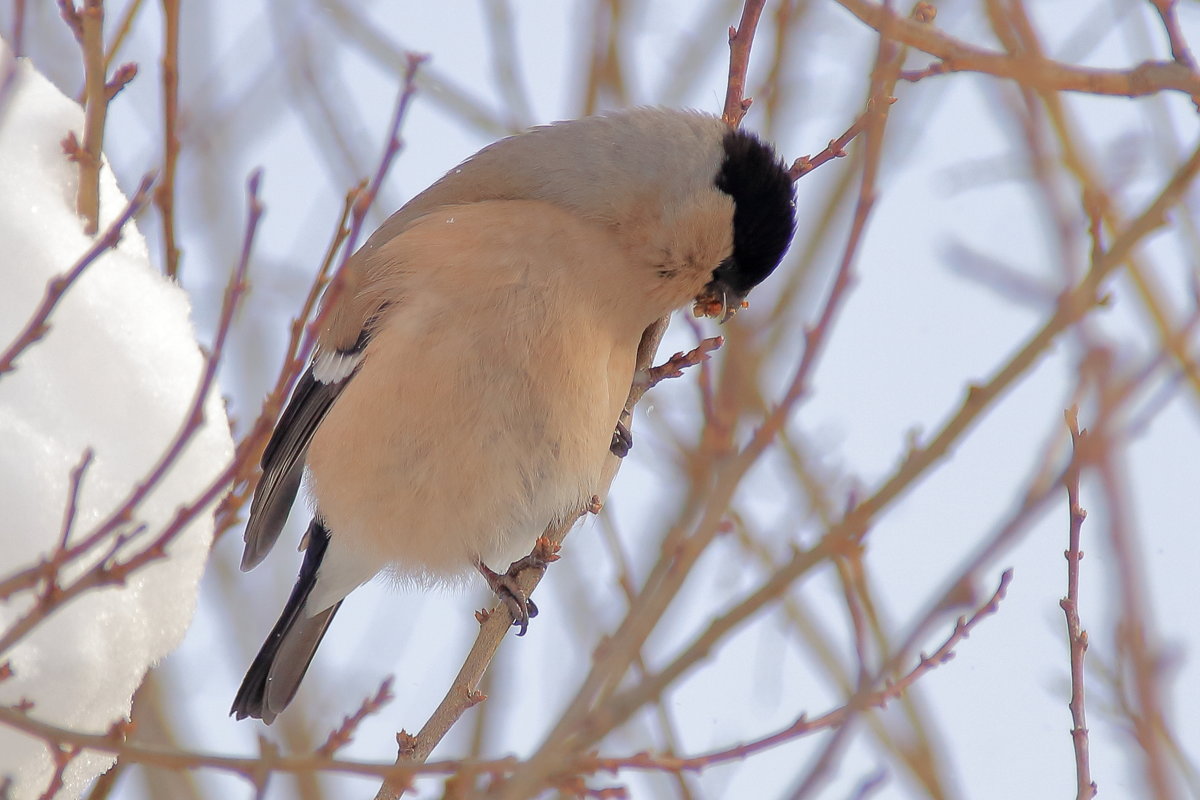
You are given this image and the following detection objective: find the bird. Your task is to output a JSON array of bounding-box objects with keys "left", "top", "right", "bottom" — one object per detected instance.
[{"left": 231, "top": 107, "right": 796, "bottom": 723}]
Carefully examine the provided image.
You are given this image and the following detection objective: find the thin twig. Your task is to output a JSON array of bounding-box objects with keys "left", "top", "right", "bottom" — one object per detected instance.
[
  {"left": 156, "top": 0, "right": 182, "bottom": 278},
  {"left": 12, "top": 0, "right": 27, "bottom": 57},
  {"left": 374, "top": 528, "right": 579, "bottom": 800},
  {"left": 570, "top": 570, "right": 1012, "bottom": 784},
  {"left": 994, "top": 0, "right": 1200, "bottom": 424},
  {"left": 788, "top": 107, "right": 872, "bottom": 180},
  {"left": 643, "top": 337, "right": 724, "bottom": 389},
  {"left": 847, "top": 771, "right": 889, "bottom": 800},
  {"left": 595, "top": 514, "right": 698, "bottom": 800},
  {"left": 37, "top": 744, "right": 79, "bottom": 800},
  {"left": 490, "top": 14, "right": 900, "bottom": 798},
  {"left": 481, "top": 0, "right": 534, "bottom": 130},
  {"left": 1092, "top": 367, "right": 1176, "bottom": 798},
  {"left": 103, "top": 62, "right": 137, "bottom": 101},
  {"left": 0, "top": 174, "right": 156, "bottom": 379},
  {"left": 1062, "top": 407, "right": 1096, "bottom": 800},
  {"left": 579, "top": 0, "right": 629, "bottom": 116},
  {"left": 296, "top": 53, "right": 426, "bottom": 390},
  {"left": 837, "top": 0, "right": 1200, "bottom": 98},
  {"left": 322, "top": 0, "right": 509, "bottom": 137},
  {"left": 67, "top": 0, "right": 108, "bottom": 234},
  {"left": 0, "top": 702, "right": 508, "bottom": 785},
  {"left": 317, "top": 677, "right": 396, "bottom": 758},
  {"left": 200, "top": 52, "right": 425, "bottom": 603},
  {"left": 212, "top": 185, "right": 358, "bottom": 540},
  {"left": 22, "top": 572, "right": 959, "bottom": 794},
  {"left": 536, "top": 120, "right": 1200, "bottom": 788},
  {"left": 721, "top": 0, "right": 768, "bottom": 127},
  {"left": 790, "top": 1, "right": 933, "bottom": 180},
  {"left": 0, "top": 173, "right": 261, "bottom": 656},
  {"left": 847, "top": 134, "right": 1200, "bottom": 529},
  {"left": 101, "top": 0, "right": 145, "bottom": 74},
  {"left": 55, "top": 450, "right": 95, "bottom": 551}
]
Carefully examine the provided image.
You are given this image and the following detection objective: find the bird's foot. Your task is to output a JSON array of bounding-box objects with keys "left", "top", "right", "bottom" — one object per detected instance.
[
  {"left": 610, "top": 419, "right": 633, "bottom": 457},
  {"left": 476, "top": 538, "right": 560, "bottom": 635}
]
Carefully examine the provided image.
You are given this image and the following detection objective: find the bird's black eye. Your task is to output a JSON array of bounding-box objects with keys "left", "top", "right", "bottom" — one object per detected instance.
[{"left": 713, "top": 129, "right": 796, "bottom": 297}]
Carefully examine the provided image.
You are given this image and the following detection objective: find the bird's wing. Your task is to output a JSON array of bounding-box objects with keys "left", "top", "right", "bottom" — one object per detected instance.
[
  {"left": 231, "top": 518, "right": 341, "bottom": 723},
  {"left": 242, "top": 199, "right": 412, "bottom": 572},
  {"left": 239, "top": 349, "right": 362, "bottom": 571}
]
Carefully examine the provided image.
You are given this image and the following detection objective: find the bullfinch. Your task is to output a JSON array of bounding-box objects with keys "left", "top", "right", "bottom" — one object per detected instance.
[{"left": 231, "top": 107, "right": 796, "bottom": 723}]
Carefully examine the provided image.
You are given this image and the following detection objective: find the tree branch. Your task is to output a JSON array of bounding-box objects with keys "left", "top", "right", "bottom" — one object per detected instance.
[
  {"left": 0, "top": 174, "right": 156, "bottom": 379},
  {"left": 155, "top": 0, "right": 182, "bottom": 278},
  {"left": 1062, "top": 407, "right": 1096, "bottom": 800},
  {"left": 835, "top": 0, "right": 1200, "bottom": 98},
  {"left": 721, "top": 0, "right": 767, "bottom": 127}
]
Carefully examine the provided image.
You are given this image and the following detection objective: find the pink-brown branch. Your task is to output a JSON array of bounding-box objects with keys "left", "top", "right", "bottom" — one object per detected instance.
[
  {"left": 0, "top": 174, "right": 155, "bottom": 378},
  {"left": 1062, "top": 407, "right": 1096, "bottom": 800},
  {"left": 0, "top": 172, "right": 261, "bottom": 656},
  {"left": 721, "top": 0, "right": 767, "bottom": 127}
]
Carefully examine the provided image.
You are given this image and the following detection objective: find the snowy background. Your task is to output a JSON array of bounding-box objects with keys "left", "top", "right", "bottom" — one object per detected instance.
[
  {"left": 1, "top": 1, "right": 1198, "bottom": 799},
  {"left": 0, "top": 50, "right": 233, "bottom": 799}
]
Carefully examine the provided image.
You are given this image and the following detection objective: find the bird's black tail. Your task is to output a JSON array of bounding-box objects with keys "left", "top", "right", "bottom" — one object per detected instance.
[{"left": 231, "top": 518, "right": 342, "bottom": 724}]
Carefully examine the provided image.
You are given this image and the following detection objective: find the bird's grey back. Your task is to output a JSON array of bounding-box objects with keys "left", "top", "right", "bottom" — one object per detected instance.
[{"left": 361, "top": 108, "right": 729, "bottom": 251}]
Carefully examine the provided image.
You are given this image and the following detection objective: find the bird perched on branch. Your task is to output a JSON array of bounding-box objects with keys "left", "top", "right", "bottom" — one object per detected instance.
[{"left": 232, "top": 107, "right": 796, "bottom": 723}]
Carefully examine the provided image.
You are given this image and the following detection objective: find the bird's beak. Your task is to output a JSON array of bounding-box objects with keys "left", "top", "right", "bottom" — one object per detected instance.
[{"left": 692, "top": 278, "right": 746, "bottom": 323}]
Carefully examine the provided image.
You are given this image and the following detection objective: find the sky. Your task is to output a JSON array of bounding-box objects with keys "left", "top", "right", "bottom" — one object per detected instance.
[{"left": 1, "top": 1, "right": 1198, "bottom": 798}]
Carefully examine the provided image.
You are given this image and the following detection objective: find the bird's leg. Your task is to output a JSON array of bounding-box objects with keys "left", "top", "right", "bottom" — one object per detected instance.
[
  {"left": 608, "top": 336, "right": 724, "bottom": 460},
  {"left": 610, "top": 419, "right": 633, "bottom": 457},
  {"left": 475, "top": 538, "right": 560, "bottom": 636},
  {"left": 476, "top": 558, "right": 538, "bottom": 635}
]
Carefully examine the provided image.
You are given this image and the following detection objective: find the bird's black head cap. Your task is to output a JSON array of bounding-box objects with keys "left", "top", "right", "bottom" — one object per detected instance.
[{"left": 710, "top": 128, "right": 796, "bottom": 301}]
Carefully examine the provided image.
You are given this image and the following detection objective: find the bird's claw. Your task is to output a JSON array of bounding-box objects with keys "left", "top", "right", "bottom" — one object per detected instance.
[
  {"left": 498, "top": 589, "right": 538, "bottom": 636},
  {"left": 476, "top": 540, "right": 558, "bottom": 635},
  {"left": 610, "top": 419, "right": 633, "bottom": 457}
]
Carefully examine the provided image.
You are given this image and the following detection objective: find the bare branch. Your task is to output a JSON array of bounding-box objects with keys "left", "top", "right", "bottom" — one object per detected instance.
[
  {"left": 1148, "top": 0, "right": 1198, "bottom": 105},
  {"left": 373, "top": 521, "right": 587, "bottom": 800},
  {"left": 213, "top": 185, "right": 358, "bottom": 541},
  {"left": 36, "top": 743, "right": 79, "bottom": 800},
  {"left": 0, "top": 172, "right": 260, "bottom": 655},
  {"left": 721, "top": 0, "right": 767, "bottom": 127},
  {"left": 11, "top": 0, "right": 28, "bottom": 56},
  {"left": 0, "top": 571, "right": 1010, "bottom": 793},
  {"left": 155, "top": 0, "right": 182, "bottom": 278},
  {"left": 317, "top": 677, "right": 396, "bottom": 758},
  {"left": 643, "top": 337, "right": 724, "bottom": 390},
  {"left": 297, "top": 53, "right": 427, "bottom": 386},
  {"left": 104, "top": 61, "right": 137, "bottom": 101},
  {"left": 69, "top": 0, "right": 111, "bottom": 234},
  {"left": 849, "top": 136, "right": 1200, "bottom": 527},
  {"left": 591, "top": 570, "right": 1012, "bottom": 777},
  {"left": 788, "top": 107, "right": 872, "bottom": 180},
  {"left": 100, "top": 0, "right": 146, "bottom": 75},
  {"left": 489, "top": 19, "right": 908, "bottom": 799},
  {"left": 1062, "top": 408, "right": 1096, "bottom": 800},
  {"left": 54, "top": 450, "right": 94, "bottom": 552},
  {"left": 1092, "top": 371, "right": 1177, "bottom": 798},
  {"left": 0, "top": 174, "right": 156, "bottom": 379},
  {"left": 836, "top": 0, "right": 1200, "bottom": 98},
  {"left": 217, "top": 57, "right": 424, "bottom": 544}
]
